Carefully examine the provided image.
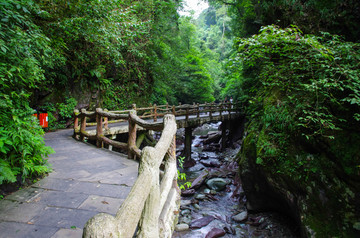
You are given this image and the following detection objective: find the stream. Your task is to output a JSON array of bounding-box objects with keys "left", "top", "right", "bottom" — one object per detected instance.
[{"left": 173, "top": 122, "right": 297, "bottom": 238}]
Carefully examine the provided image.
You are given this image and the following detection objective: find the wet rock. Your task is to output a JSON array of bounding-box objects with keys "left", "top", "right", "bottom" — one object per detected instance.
[
  {"left": 181, "top": 199, "right": 192, "bottom": 207},
  {"left": 181, "top": 189, "right": 196, "bottom": 197},
  {"left": 175, "top": 223, "right": 189, "bottom": 232},
  {"left": 205, "top": 228, "right": 226, "bottom": 238},
  {"left": 203, "top": 132, "right": 221, "bottom": 145},
  {"left": 181, "top": 209, "right": 191, "bottom": 216},
  {"left": 200, "top": 154, "right": 209, "bottom": 160},
  {"left": 190, "top": 170, "right": 209, "bottom": 190},
  {"left": 233, "top": 211, "right": 248, "bottom": 222},
  {"left": 195, "top": 194, "right": 206, "bottom": 200},
  {"left": 190, "top": 215, "right": 215, "bottom": 229},
  {"left": 206, "top": 178, "right": 229, "bottom": 191},
  {"left": 200, "top": 159, "right": 221, "bottom": 168},
  {"left": 224, "top": 226, "right": 236, "bottom": 235},
  {"left": 193, "top": 204, "right": 200, "bottom": 210},
  {"left": 204, "top": 188, "right": 210, "bottom": 194},
  {"left": 180, "top": 216, "right": 192, "bottom": 225}
]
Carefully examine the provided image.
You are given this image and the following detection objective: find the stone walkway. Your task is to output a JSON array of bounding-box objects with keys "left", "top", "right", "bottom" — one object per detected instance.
[{"left": 0, "top": 129, "right": 139, "bottom": 238}]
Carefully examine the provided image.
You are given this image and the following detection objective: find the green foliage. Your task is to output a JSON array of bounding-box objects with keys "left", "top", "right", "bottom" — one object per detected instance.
[
  {"left": 0, "top": 94, "right": 52, "bottom": 184},
  {"left": 0, "top": 0, "right": 53, "bottom": 185},
  {"left": 238, "top": 25, "right": 360, "bottom": 142},
  {"left": 211, "top": 0, "right": 360, "bottom": 42},
  {"left": 57, "top": 97, "right": 77, "bottom": 121},
  {"left": 236, "top": 26, "right": 360, "bottom": 179},
  {"left": 33, "top": 0, "right": 157, "bottom": 107},
  {"left": 42, "top": 97, "right": 77, "bottom": 130},
  {"left": 234, "top": 25, "right": 360, "bottom": 235},
  {"left": 150, "top": 12, "right": 217, "bottom": 104},
  {"left": 177, "top": 156, "right": 191, "bottom": 190}
]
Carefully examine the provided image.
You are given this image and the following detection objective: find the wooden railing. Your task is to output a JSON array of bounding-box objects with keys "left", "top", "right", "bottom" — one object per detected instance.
[
  {"left": 73, "top": 102, "right": 238, "bottom": 142},
  {"left": 83, "top": 114, "right": 179, "bottom": 237},
  {"left": 74, "top": 102, "right": 239, "bottom": 237}
]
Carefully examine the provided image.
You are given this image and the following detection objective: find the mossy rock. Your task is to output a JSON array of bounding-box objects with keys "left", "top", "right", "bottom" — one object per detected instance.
[{"left": 238, "top": 127, "right": 360, "bottom": 237}]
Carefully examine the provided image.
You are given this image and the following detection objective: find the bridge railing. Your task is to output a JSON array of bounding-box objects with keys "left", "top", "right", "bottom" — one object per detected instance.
[
  {"left": 73, "top": 102, "right": 239, "bottom": 134},
  {"left": 83, "top": 114, "right": 180, "bottom": 237},
  {"left": 73, "top": 102, "right": 240, "bottom": 237}
]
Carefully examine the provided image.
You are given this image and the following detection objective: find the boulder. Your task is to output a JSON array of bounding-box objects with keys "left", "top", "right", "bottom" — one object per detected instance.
[
  {"left": 232, "top": 211, "right": 248, "bottom": 222},
  {"left": 179, "top": 216, "right": 192, "bottom": 225},
  {"left": 203, "top": 132, "right": 221, "bottom": 145},
  {"left": 238, "top": 130, "right": 360, "bottom": 237},
  {"left": 181, "top": 209, "right": 191, "bottom": 216},
  {"left": 181, "top": 189, "right": 196, "bottom": 197},
  {"left": 190, "top": 216, "right": 215, "bottom": 229},
  {"left": 205, "top": 228, "right": 226, "bottom": 238},
  {"left": 190, "top": 170, "right": 209, "bottom": 190},
  {"left": 200, "top": 159, "right": 221, "bottom": 168},
  {"left": 195, "top": 194, "right": 206, "bottom": 200},
  {"left": 175, "top": 223, "right": 189, "bottom": 232},
  {"left": 206, "top": 178, "right": 229, "bottom": 192},
  {"left": 180, "top": 199, "right": 192, "bottom": 207}
]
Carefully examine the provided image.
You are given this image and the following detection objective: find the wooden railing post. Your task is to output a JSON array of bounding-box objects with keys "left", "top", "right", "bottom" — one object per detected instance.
[
  {"left": 209, "top": 103, "right": 212, "bottom": 119},
  {"left": 103, "top": 109, "right": 109, "bottom": 130},
  {"left": 128, "top": 109, "right": 137, "bottom": 160},
  {"left": 197, "top": 103, "right": 200, "bottom": 118},
  {"left": 153, "top": 104, "right": 157, "bottom": 122},
  {"left": 186, "top": 107, "right": 189, "bottom": 121},
  {"left": 73, "top": 109, "right": 79, "bottom": 139},
  {"left": 166, "top": 103, "right": 169, "bottom": 113},
  {"left": 96, "top": 108, "right": 103, "bottom": 148},
  {"left": 80, "top": 109, "right": 87, "bottom": 141},
  {"left": 219, "top": 103, "right": 222, "bottom": 117}
]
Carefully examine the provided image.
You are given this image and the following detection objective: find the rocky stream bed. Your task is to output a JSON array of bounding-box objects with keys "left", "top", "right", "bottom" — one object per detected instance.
[{"left": 172, "top": 123, "right": 298, "bottom": 238}]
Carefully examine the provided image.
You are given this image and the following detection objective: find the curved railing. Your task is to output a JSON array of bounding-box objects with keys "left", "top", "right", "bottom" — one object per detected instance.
[
  {"left": 74, "top": 102, "right": 240, "bottom": 237},
  {"left": 82, "top": 114, "right": 179, "bottom": 237},
  {"left": 73, "top": 102, "right": 239, "bottom": 159}
]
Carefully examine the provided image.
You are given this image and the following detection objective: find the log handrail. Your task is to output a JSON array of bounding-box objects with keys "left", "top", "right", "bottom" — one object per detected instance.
[
  {"left": 83, "top": 114, "right": 179, "bottom": 238},
  {"left": 73, "top": 102, "right": 239, "bottom": 133},
  {"left": 73, "top": 101, "right": 240, "bottom": 145},
  {"left": 72, "top": 101, "right": 241, "bottom": 237}
]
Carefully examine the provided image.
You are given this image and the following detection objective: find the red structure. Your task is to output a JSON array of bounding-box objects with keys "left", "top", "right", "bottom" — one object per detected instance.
[{"left": 33, "top": 112, "right": 48, "bottom": 128}]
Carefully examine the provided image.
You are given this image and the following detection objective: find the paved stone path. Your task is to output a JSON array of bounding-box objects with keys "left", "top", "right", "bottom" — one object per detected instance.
[{"left": 0, "top": 129, "right": 139, "bottom": 238}]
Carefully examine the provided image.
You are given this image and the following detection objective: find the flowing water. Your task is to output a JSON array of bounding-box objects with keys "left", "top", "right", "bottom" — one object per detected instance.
[{"left": 173, "top": 122, "right": 298, "bottom": 238}]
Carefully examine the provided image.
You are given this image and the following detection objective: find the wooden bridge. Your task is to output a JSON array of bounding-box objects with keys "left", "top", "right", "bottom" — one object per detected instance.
[{"left": 74, "top": 102, "right": 241, "bottom": 237}]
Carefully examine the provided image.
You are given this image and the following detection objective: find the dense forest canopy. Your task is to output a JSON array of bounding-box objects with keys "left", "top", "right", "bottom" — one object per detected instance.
[
  {"left": 1, "top": 0, "right": 360, "bottom": 236},
  {"left": 0, "top": 0, "right": 228, "bottom": 187},
  {"left": 210, "top": 0, "right": 359, "bottom": 236}
]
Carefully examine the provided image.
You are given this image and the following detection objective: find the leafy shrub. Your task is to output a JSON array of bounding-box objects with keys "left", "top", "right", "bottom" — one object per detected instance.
[
  {"left": 42, "top": 97, "right": 77, "bottom": 130},
  {"left": 234, "top": 24, "right": 360, "bottom": 237},
  {"left": 0, "top": 0, "right": 54, "bottom": 184},
  {"left": 236, "top": 26, "right": 360, "bottom": 167},
  {"left": 0, "top": 94, "right": 53, "bottom": 184}
]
